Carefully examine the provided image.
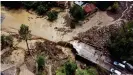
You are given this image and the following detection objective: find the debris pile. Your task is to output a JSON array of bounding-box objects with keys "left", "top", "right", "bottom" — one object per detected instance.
[
  {"left": 35, "top": 40, "right": 67, "bottom": 60},
  {"left": 54, "top": 27, "right": 72, "bottom": 35},
  {"left": 74, "top": 23, "right": 123, "bottom": 52},
  {"left": 35, "top": 40, "right": 68, "bottom": 74}
]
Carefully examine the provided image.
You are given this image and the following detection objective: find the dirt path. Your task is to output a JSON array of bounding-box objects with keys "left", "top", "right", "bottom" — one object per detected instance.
[{"left": 1, "top": 7, "right": 114, "bottom": 42}]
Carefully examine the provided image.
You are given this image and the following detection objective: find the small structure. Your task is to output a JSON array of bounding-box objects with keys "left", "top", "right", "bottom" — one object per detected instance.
[{"left": 83, "top": 3, "right": 97, "bottom": 14}]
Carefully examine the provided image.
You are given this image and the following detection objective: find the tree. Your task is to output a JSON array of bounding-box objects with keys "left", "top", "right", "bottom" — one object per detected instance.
[
  {"left": 19, "top": 24, "right": 31, "bottom": 54},
  {"left": 64, "top": 60, "right": 77, "bottom": 75},
  {"left": 76, "top": 67, "right": 98, "bottom": 75},
  {"left": 2, "top": 1, "right": 57, "bottom": 16},
  {"left": 1, "top": 1, "right": 22, "bottom": 9},
  {"left": 70, "top": 4, "right": 85, "bottom": 22},
  {"left": 95, "top": 1, "right": 115, "bottom": 11},
  {"left": 108, "top": 21, "right": 133, "bottom": 64},
  {"left": 56, "top": 67, "right": 66, "bottom": 75},
  {"left": 110, "top": 2, "right": 119, "bottom": 13},
  {"left": 37, "top": 55, "right": 45, "bottom": 71},
  {"left": 37, "top": 72, "right": 45, "bottom": 75},
  {"left": 76, "top": 69, "right": 89, "bottom": 75},
  {"left": 36, "top": 5, "right": 48, "bottom": 15},
  {"left": 1, "top": 35, "right": 13, "bottom": 50},
  {"left": 56, "top": 60, "right": 77, "bottom": 75},
  {"left": 47, "top": 10, "right": 58, "bottom": 21},
  {"left": 22, "top": 1, "right": 36, "bottom": 10},
  {"left": 88, "top": 67, "right": 98, "bottom": 75}
]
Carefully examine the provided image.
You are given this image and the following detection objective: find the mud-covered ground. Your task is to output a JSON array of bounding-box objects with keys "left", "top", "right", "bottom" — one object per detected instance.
[{"left": 1, "top": 1, "right": 133, "bottom": 75}]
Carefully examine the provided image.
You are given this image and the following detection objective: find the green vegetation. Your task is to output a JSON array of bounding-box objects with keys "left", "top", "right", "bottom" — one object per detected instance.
[
  {"left": 76, "top": 69, "right": 89, "bottom": 75},
  {"left": 56, "top": 60, "right": 98, "bottom": 75},
  {"left": 36, "top": 5, "right": 48, "bottom": 15},
  {"left": 108, "top": 21, "right": 133, "bottom": 64},
  {"left": 56, "top": 60, "right": 77, "bottom": 75},
  {"left": 22, "top": 1, "right": 36, "bottom": 10},
  {"left": 47, "top": 11, "right": 58, "bottom": 21},
  {"left": 110, "top": 2, "right": 119, "bottom": 13},
  {"left": 37, "top": 55, "right": 45, "bottom": 71},
  {"left": 1, "top": 35, "right": 13, "bottom": 50},
  {"left": 2, "top": 1, "right": 57, "bottom": 16},
  {"left": 95, "top": 1, "right": 115, "bottom": 11},
  {"left": 37, "top": 72, "right": 45, "bottom": 75},
  {"left": 87, "top": 67, "right": 98, "bottom": 75},
  {"left": 19, "top": 24, "right": 31, "bottom": 53},
  {"left": 76, "top": 67, "right": 98, "bottom": 75},
  {"left": 22, "top": 1, "right": 56, "bottom": 15},
  {"left": 65, "top": 60, "right": 77, "bottom": 75},
  {"left": 70, "top": 4, "right": 85, "bottom": 22},
  {"left": 56, "top": 67, "right": 66, "bottom": 75},
  {"left": 1, "top": 1, "right": 22, "bottom": 9}
]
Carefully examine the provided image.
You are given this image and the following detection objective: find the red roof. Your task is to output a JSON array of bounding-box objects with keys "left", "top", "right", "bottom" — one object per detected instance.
[{"left": 83, "top": 4, "right": 96, "bottom": 13}]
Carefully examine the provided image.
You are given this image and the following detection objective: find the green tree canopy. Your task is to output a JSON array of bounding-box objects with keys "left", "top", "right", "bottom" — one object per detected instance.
[
  {"left": 47, "top": 10, "right": 58, "bottom": 21},
  {"left": 1, "top": 1, "right": 22, "bottom": 9},
  {"left": 65, "top": 60, "right": 77, "bottom": 75},
  {"left": 56, "top": 67, "right": 66, "bottom": 75},
  {"left": 19, "top": 24, "right": 31, "bottom": 40},
  {"left": 76, "top": 67, "right": 98, "bottom": 75},
  {"left": 56, "top": 60, "right": 77, "bottom": 75},
  {"left": 37, "top": 55, "right": 45, "bottom": 71},
  {"left": 2, "top": 1, "right": 57, "bottom": 16},
  {"left": 95, "top": 1, "right": 115, "bottom": 11},
  {"left": 36, "top": 5, "right": 48, "bottom": 15},
  {"left": 108, "top": 21, "right": 133, "bottom": 64},
  {"left": 18, "top": 24, "right": 31, "bottom": 54},
  {"left": 76, "top": 69, "right": 89, "bottom": 75},
  {"left": 110, "top": 2, "right": 119, "bottom": 13},
  {"left": 1, "top": 35, "right": 13, "bottom": 50},
  {"left": 70, "top": 4, "right": 85, "bottom": 21},
  {"left": 88, "top": 67, "right": 98, "bottom": 75}
]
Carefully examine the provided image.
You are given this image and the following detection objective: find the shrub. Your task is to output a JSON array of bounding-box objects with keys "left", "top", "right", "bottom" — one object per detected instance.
[
  {"left": 1, "top": 35, "right": 13, "bottom": 50},
  {"left": 37, "top": 55, "right": 45, "bottom": 71},
  {"left": 56, "top": 67, "right": 66, "bottom": 75},
  {"left": 64, "top": 60, "right": 77, "bottom": 75},
  {"left": 37, "top": 72, "right": 45, "bottom": 75},
  {"left": 56, "top": 60, "right": 77, "bottom": 75},
  {"left": 47, "top": 11, "right": 58, "bottom": 21},
  {"left": 36, "top": 5, "right": 48, "bottom": 15},
  {"left": 22, "top": 1, "right": 36, "bottom": 10},
  {"left": 108, "top": 21, "right": 133, "bottom": 64},
  {"left": 76, "top": 67, "right": 98, "bottom": 75},
  {"left": 110, "top": 2, "right": 119, "bottom": 13},
  {"left": 88, "top": 67, "right": 98, "bottom": 75},
  {"left": 70, "top": 4, "right": 85, "bottom": 21},
  {"left": 76, "top": 69, "right": 89, "bottom": 75}
]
